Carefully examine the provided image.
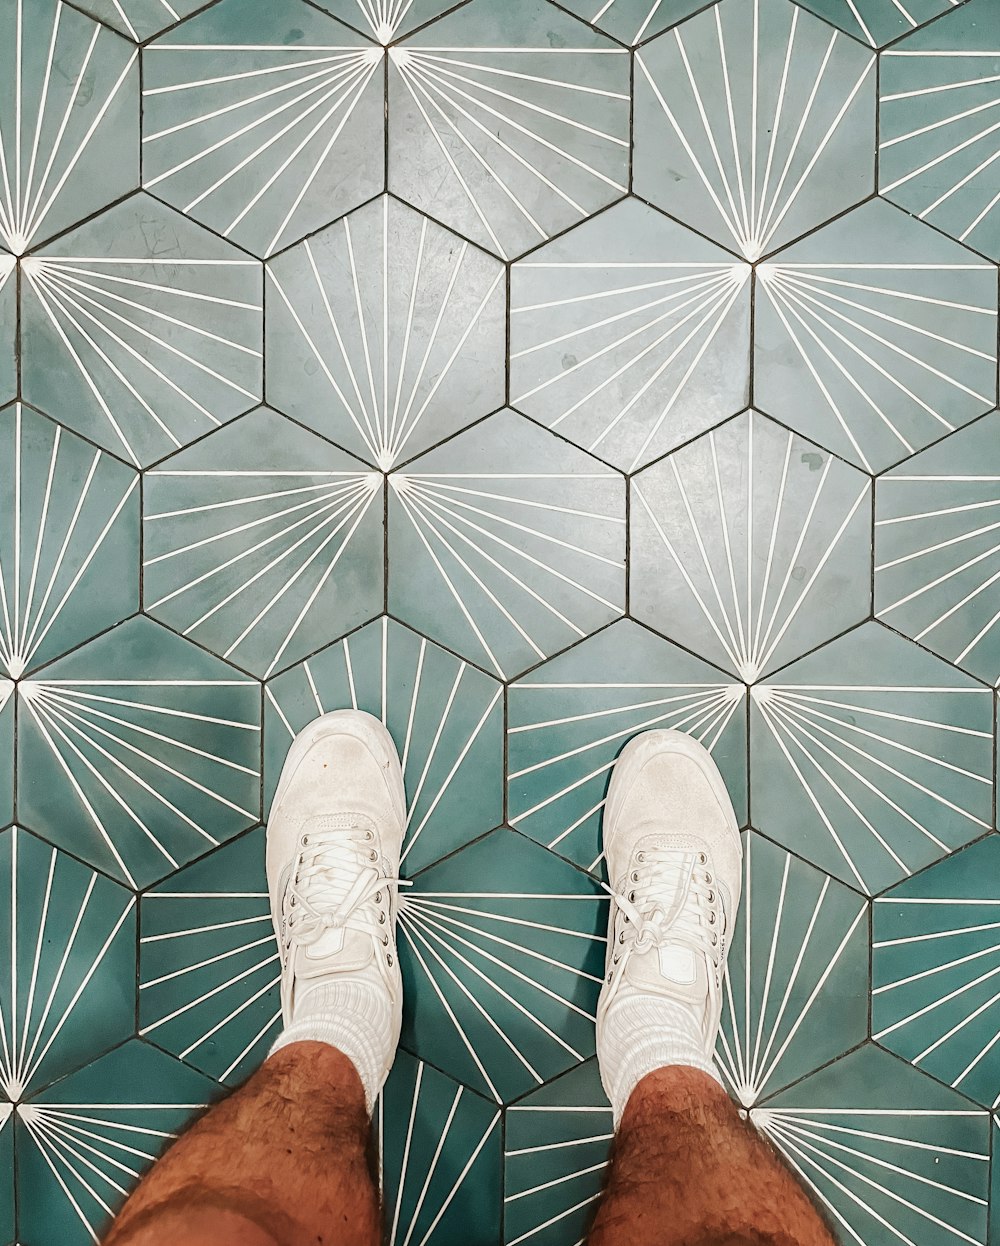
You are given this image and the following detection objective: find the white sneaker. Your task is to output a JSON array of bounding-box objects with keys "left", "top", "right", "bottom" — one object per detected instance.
[
  {"left": 266, "top": 710, "right": 406, "bottom": 1112},
  {"left": 596, "top": 729, "right": 742, "bottom": 1122}
]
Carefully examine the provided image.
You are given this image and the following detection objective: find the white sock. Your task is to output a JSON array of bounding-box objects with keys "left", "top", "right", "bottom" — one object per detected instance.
[
  {"left": 269, "top": 979, "right": 395, "bottom": 1114},
  {"left": 598, "top": 990, "right": 722, "bottom": 1125}
]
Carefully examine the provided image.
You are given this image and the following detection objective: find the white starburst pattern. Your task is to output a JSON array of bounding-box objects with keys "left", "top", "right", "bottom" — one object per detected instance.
[
  {"left": 757, "top": 226, "right": 997, "bottom": 472},
  {"left": 387, "top": 4, "right": 630, "bottom": 258},
  {"left": 144, "top": 414, "right": 383, "bottom": 678},
  {"left": 20, "top": 215, "right": 263, "bottom": 467},
  {"left": 754, "top": 1100, "right": 989, "bottom": 1246},
  {"left": 718, "top": 834, "right": 868, "bottom": 1107},
  {"left": 143, "top": 8, "right": 384, "bottom": 257},
  {"left": 0, "top": 828, "right": 135, "bottom": 1102},
  {"left": 73, "top": 0, "right": 209, "bottom": 42},
  {"left": 266, "top": 195, "right": 505, "bottom": 470},
  {"left": 797, "top": 0, "right": 960, "bottom": 48},
  {"left": 559, "top": 0, "right": 704, "bottom": 46},
  {"left": 0, "top": 0, "right": 137, "bottom": 256},
  {"left": 0, "top": 253, "right": 13, "bottom": 293},
  {"left": 634, "top": 0, "right": 875, "bottom": 260},
  {"left": 0, "top": 404, "right": 139, "bottom": 680},
  {"left": 881, "top": 16, "right": 1000, "bottom": 259},
  {"left": 631, "top": 411, "right": 871, "bottom": 683},
  {"left": 378, "top": 1054, "right": 501, "bottom": 1246},
  {"left": 319, "top": 0, "right": 459, "bottom": 44},
  {"left": 511, "top": 199, "right": 751, "bottom": 471}
]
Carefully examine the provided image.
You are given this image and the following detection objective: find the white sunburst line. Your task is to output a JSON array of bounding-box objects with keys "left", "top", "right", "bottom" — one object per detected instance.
[
  {"left": 40, "top": 688, "right": 257, "bottom": 734},
  {"left": 514, "top": 756, "right": 613, "bottom": 833},
  {"left": 220, "top": 1006, "right": 282, "bottom": 1082},
  {"left": 882, "top": 71, "right": 1000, "bottom": 103},
  {"left": 771, "top": 1114, "right": 986, "bottom": 1160},
  {"left": 874, "top": 933, "right": 1000, "bottom": 1006},
  {"left": 505, "top": 1158, "right": 610, "bottom": 1203},
  {"left": 27, "top": 1111, "right": 145, "bottom": 1188},
  {"left": 884, "top": 542, "right": 1000, "bottom": 639},
  {"left": 7, "top": 840, "right": 56, "bottom": 1095},
  {"left": 384, "top": 213, "right": 427, "bottom": 463},
  {"left": 505, "top": 1130, "right": 613, "bottom": 1157},
  {"left": 958, "top": 163, "right": 1000, "bottom": 241},
  {"left": 393, "top": 62, "right": 507, "bottom": 257},
  {"left": 143, "top": 46, "right": 368, "bottom": 99},
  {"left": 399, "top": 1084, "right": 469, "bottom": 1246},
  {"left": 758, "top": 279, "right": 872, "bottom": 468},
  {"left": 396, "top": 912, "right": 506, "bottom": 1099},
  {"left": 877, "top": 509, "right": 1000, "bottom": 559},
  {"left": 413, "top": 50, "right": 629, "bottom": 98},
  {"left": 710, "top": 427, "right": 749, "bottom": 672},
  {"left": 400, "top": 636, "right": 426, "bottom": 777},
  {"left": 179, "top": 968, "right": 280, "bottom": 1062},
  {"left": 761, "top": 695, "right": 964, "bottom": 854},
  {"left": 880, "top": 109, "right": 1000, "bottom": 200},
  {"left": 22, "top": 1113, "right": 122, "bottom": 1233},
  {"left": 18, "top": 697, "right": 137, "bottom": 884},
  {"left": 416, "top": 900, "right": 604, "bottom": 945},
  {"left": 142, "top": 911, "right": 270, "bottom": 943},
  {"left": 772, "top": 690, "right": 990, "bottom": 740},
  {"left": 894, "top": 966, "right": 1000, "bottom": 1066},
  {"left": 26, "top": 1111, "right": 158, "bottom": 1173},
  {"left": 771, "top": 273, "right": 994, "bottom": 406},
  {"left": 140, "top": 948, "right": 279, "bottom": 1037},
  {"left": 506, "top": 1191, "right": 604, "bottom": 1246},
  {"left": 713, "top": 4, "right": 753, "bottom": 247},
  {"left": 147, "top": 480, "right": 369, "bottom": 612},
  {"left": 401, "top": 659, "right": 464, "bottom": 839},
  {"left": 881, "top": 90, "right": 1000, "bottom": 153},
  {"left": 140, "top": 930, "right": 276, "bottom": 989},
  {"left": 36, "top": 263, "right": 260, "bottom": 313},
  {"left": 745, "top": 852, "right": 792, "bottom": 1094},
  {"left": 387, "top": 1058, "right": 423, "bottom": 1246},
  {"left": 775, "top": 269, "right": 996, "bottom": 316},
  {"left": 509, "top": 685, "right": 735, "bottom": 745},
  {"left": 402, "top": 905, "right": 589, "bottom": 1059},
  {"left": 30, "top": 261, "right": 258, "bottom": 406}
]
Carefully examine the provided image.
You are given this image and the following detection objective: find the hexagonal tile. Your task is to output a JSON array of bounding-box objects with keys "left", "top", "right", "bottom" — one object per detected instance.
[
  {"left": 795, "top": 0, "right": 959, "bottom": 48},
  {"left": 510, "top": 198, "right": 751, "bottom": 473},
  {"left": 751, "top": 622, "right": 995, "bottom": 895},
  {"left": 719, "top": 831, "right": 868, "bottom": 1107},
  {"left": 0, "top": 826, "right": 135, "bottom": 1102},
  {"left": 143, "top": 407, "right": 383, "bottom": 679},
  {"left": 20, "top": 194, "right": 263, "bottom": 468},
  {"left": 17, "top": 616, "right": 261, "bottom": 889},
  {"left": 72, "top": 0, "right": 207, "bottom": 40},
  {"left": 755, "top": 1045, "right": 990, "bottom": 1246},
  {"left": 266, "top": 194, "right": 505, "bottom": 470},
  {"left": 0, "top": 683, "right": 11, "bottom": 830},
  {"left": 387, "top": 0, "right": 630, "bottom": 259},
  {"left": 142, "top": 0, "right": 385, "bottom": 258},
  {"left": 755, "top": 198, "right": 998, "bottom": 473},
  {"left": 140, "top": 828, "right": 275, "bottom": 1086},
  {"left": 16, "top": 1040, "right": 218, "bottom": 1246},
  {"left": 634, "top": 0, "right": 876, "bottom": 261},
  {"left": 265, "top": 617, "right": 503, "bottom": 876},
  {"left": 557, "top": 0, "right": 707, "bottom": 45},
  {"left": 874, "top": 836, "right": 1000, "bottom": 1111},
  {"left": 0, "top": 252, "right": 14, "bottom": 407},
  {"left": 398, "top": 827, "right": 607, "bottom": 1104},
  {"left": 389, "top": 408, "right": 626, "bottom": 680},
  {"left": 316, "top": 0, "right": 462, "bottom": 43},
  {"left": 881, "top": 0, "right": 1000, "bottom": 261},
  {"left": 0, "top": 403, "right": 139, "bottom": 680},
  {"left": 504, "top": 1059, "right": 612, "bottom": 1246},
  {"left": 379, "top": 1051, "right": 501, "bottom": 1246},
  {"left": 631, "top": 410, "right": 872, "bottom": 682},
  {"left": 508, "top": 618, "right": 747, "bottom": 876},
  {"left": 876, "top": 412, "right": 1000, "bottom": 687},
  {"left": 0, "top": 1, "right": 138, "bottom": 256}
]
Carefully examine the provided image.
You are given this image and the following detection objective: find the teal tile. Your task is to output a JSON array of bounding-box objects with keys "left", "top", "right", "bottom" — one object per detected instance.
[
  {"left": 16, "top": 1040, "right": 219, "bottom": 1246},
  {"left": 557, "top": 0, "right": 707, "bottom": 45},
  {"left": 508, "top": 618, "right": 747, "bottom": 876},
  {"left": 399, "top": 827, "right": 607, "bottom": 1103},
  {"left": 503, "top": 1059, "right": 612, "bottom": 1246},
  {"left": 265, "top": 617, "right": 503, "bottom": 875},
  {"left": 144, "top": 407, "right": 383, "bottom": 678},
  {"left": 719, "top": 832, "right": 868, "bottom": 1107},
  {"left": 140, "top": 829, "right": 275, "bottom": 1086},
  {"left": 17, "top": 616, "right": 261, "bottom": 889},
  {"left": 389, "top": 408, "right": 626, "bottom": 679},
  {"left": 880, "top": 0, "right": 1000, "bottom": 261},
  {"left": 795, "top": 0, "right": 957, "bottom": 47},
  {"left": 315, "top": 0, "right": 461, "bottom": 42},
  {"left": 756, "top": 198, "right": 998, "bottom": 473},
  {"left": 74, "top": 0, "right": 206, "bottom": 41},
  {"left": 0, "top": 1, "right": 138, "bottom": 256},
  {"left": 634, "top": 0, "right": 876, "bottom": 261},
  {"left": 266, "top": 195, "right": 506, "bottom": 470},
  {"left": 751, "top": 622, "right": 994, "bottom": 894},
  {"left": 0, "top": 827, "right": 136, "bottom": 1100},
  {"left": 0, "top": 404, "right": 139, "bottom": 679},
  {"left": 631, "top": 410, "right": 872, "bottom": 682},
  {"left": 142, "top": 0, "right": 385, "bottom": 259},
  {"left": 21, "top": 193, "right": 263, "bottom": 468},
  {"left": 757, "top": 1045, "right": 991, "bottom": 1246},
  {"left": 876, "top": 412, "right": 1000, "bottom": 686},
  {"left": 0, "top": 253, "right": 13, "bottom": 407},
  {"left": 0, "top": 683, "right": 12, "bottom": 830},
  {"left": 0, "top": 1104, "right": 10, "bottom": 1246},
  {"left": 510, "top": 198, "right": 751, "bottom": 473},
  {"left": 874, "top": 836, "right": 1000, "bottom": 1110},
  {"left": 387, "top": 0, "right": 630, "bottom": 259},
  {"left": 379, "top": 1051, "right": 501, "bottom": 1246}
]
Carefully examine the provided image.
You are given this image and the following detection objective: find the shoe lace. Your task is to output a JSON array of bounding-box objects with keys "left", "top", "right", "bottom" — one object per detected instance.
[
  {"left": 606, "top": 848, "right": 724, "bottom": 988},
  {"left": 284, "top": 822, "right": 408, "bottom": 952}
]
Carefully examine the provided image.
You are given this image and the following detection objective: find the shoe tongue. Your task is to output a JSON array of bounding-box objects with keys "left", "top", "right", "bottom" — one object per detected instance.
[{"left": 295, "top": 814, "right": 378, "bottom": 976}]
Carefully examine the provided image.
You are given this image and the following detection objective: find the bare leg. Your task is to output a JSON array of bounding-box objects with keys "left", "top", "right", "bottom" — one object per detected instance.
[
  {"left": 104, "top": 1043, "right": 379, "bottom": 1246},
  {"left": 589, "top": 1066, "right": 836, "bottom": 1246}
]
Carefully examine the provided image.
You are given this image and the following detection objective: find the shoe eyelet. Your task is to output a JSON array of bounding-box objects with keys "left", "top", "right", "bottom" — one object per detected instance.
[
  {"left": 387, "top": 953, "right": 393, "bottom": 966},
  {"left": 618, "top": 931, "right": 625, "bottom": 944},
  {"left": 697, "top": 851, "right": 707, "bottom": 864},
  {"left": 709, "top": 912, "right": 716, "bottom": 925},
  {"left": 630, "top": 870, "right": 639, "bottom": 883},
  {"left": 705, "top": 872, "right": 713, "bottom": 884},
  {"left": 712, "top": 933, "right": 718, "bottom": 946},
  {"left": 301, "top": 834, "right": 309, "bottom": 845},
  {"left": 628, "top": 891, "right": 635, "bottom": 903},
  {"left": 375, "top": 891, "right": 382, "bottom": 903},
  {"left": 607, "top": 972, "right": 613, "bottom": 983},
  {"left": 612, "top": 953, "right": 620, "bottom": 964},
  {"left": 707, "top": 890, "right": 715, "bottom": 903},
  {"left": 369, "top": 850, "right": 378, "bottom": 862},
  {"left": 378, "top": 911, "right": 386, "bottom": 924},
  {"left": 623, "top": 913, "right": 629, "bottom": 924},
  {"left": 365, "top": 829, "right": 374, "bottom": 841},
  {"left": 382, "top": 934, "right": 389, "bottom": 946}
]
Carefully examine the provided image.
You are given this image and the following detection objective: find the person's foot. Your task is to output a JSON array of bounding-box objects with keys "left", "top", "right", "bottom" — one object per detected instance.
[
  {"left": 266, "top": 710, "right": 406, "bottom": 1112},
  {"left": 596, "top": 729, "right": 742, "bottom": 1122}
]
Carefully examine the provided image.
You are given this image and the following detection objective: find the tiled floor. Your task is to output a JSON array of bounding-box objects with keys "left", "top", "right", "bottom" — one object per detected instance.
[{"left": 0, "top": 0, "right": 998, "bottom": 1242}]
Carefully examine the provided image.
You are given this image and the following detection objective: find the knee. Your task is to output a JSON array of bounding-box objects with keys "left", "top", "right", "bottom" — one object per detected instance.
[{"left": 105, "top": 1200, "right": 281, "bottom": 1246}]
